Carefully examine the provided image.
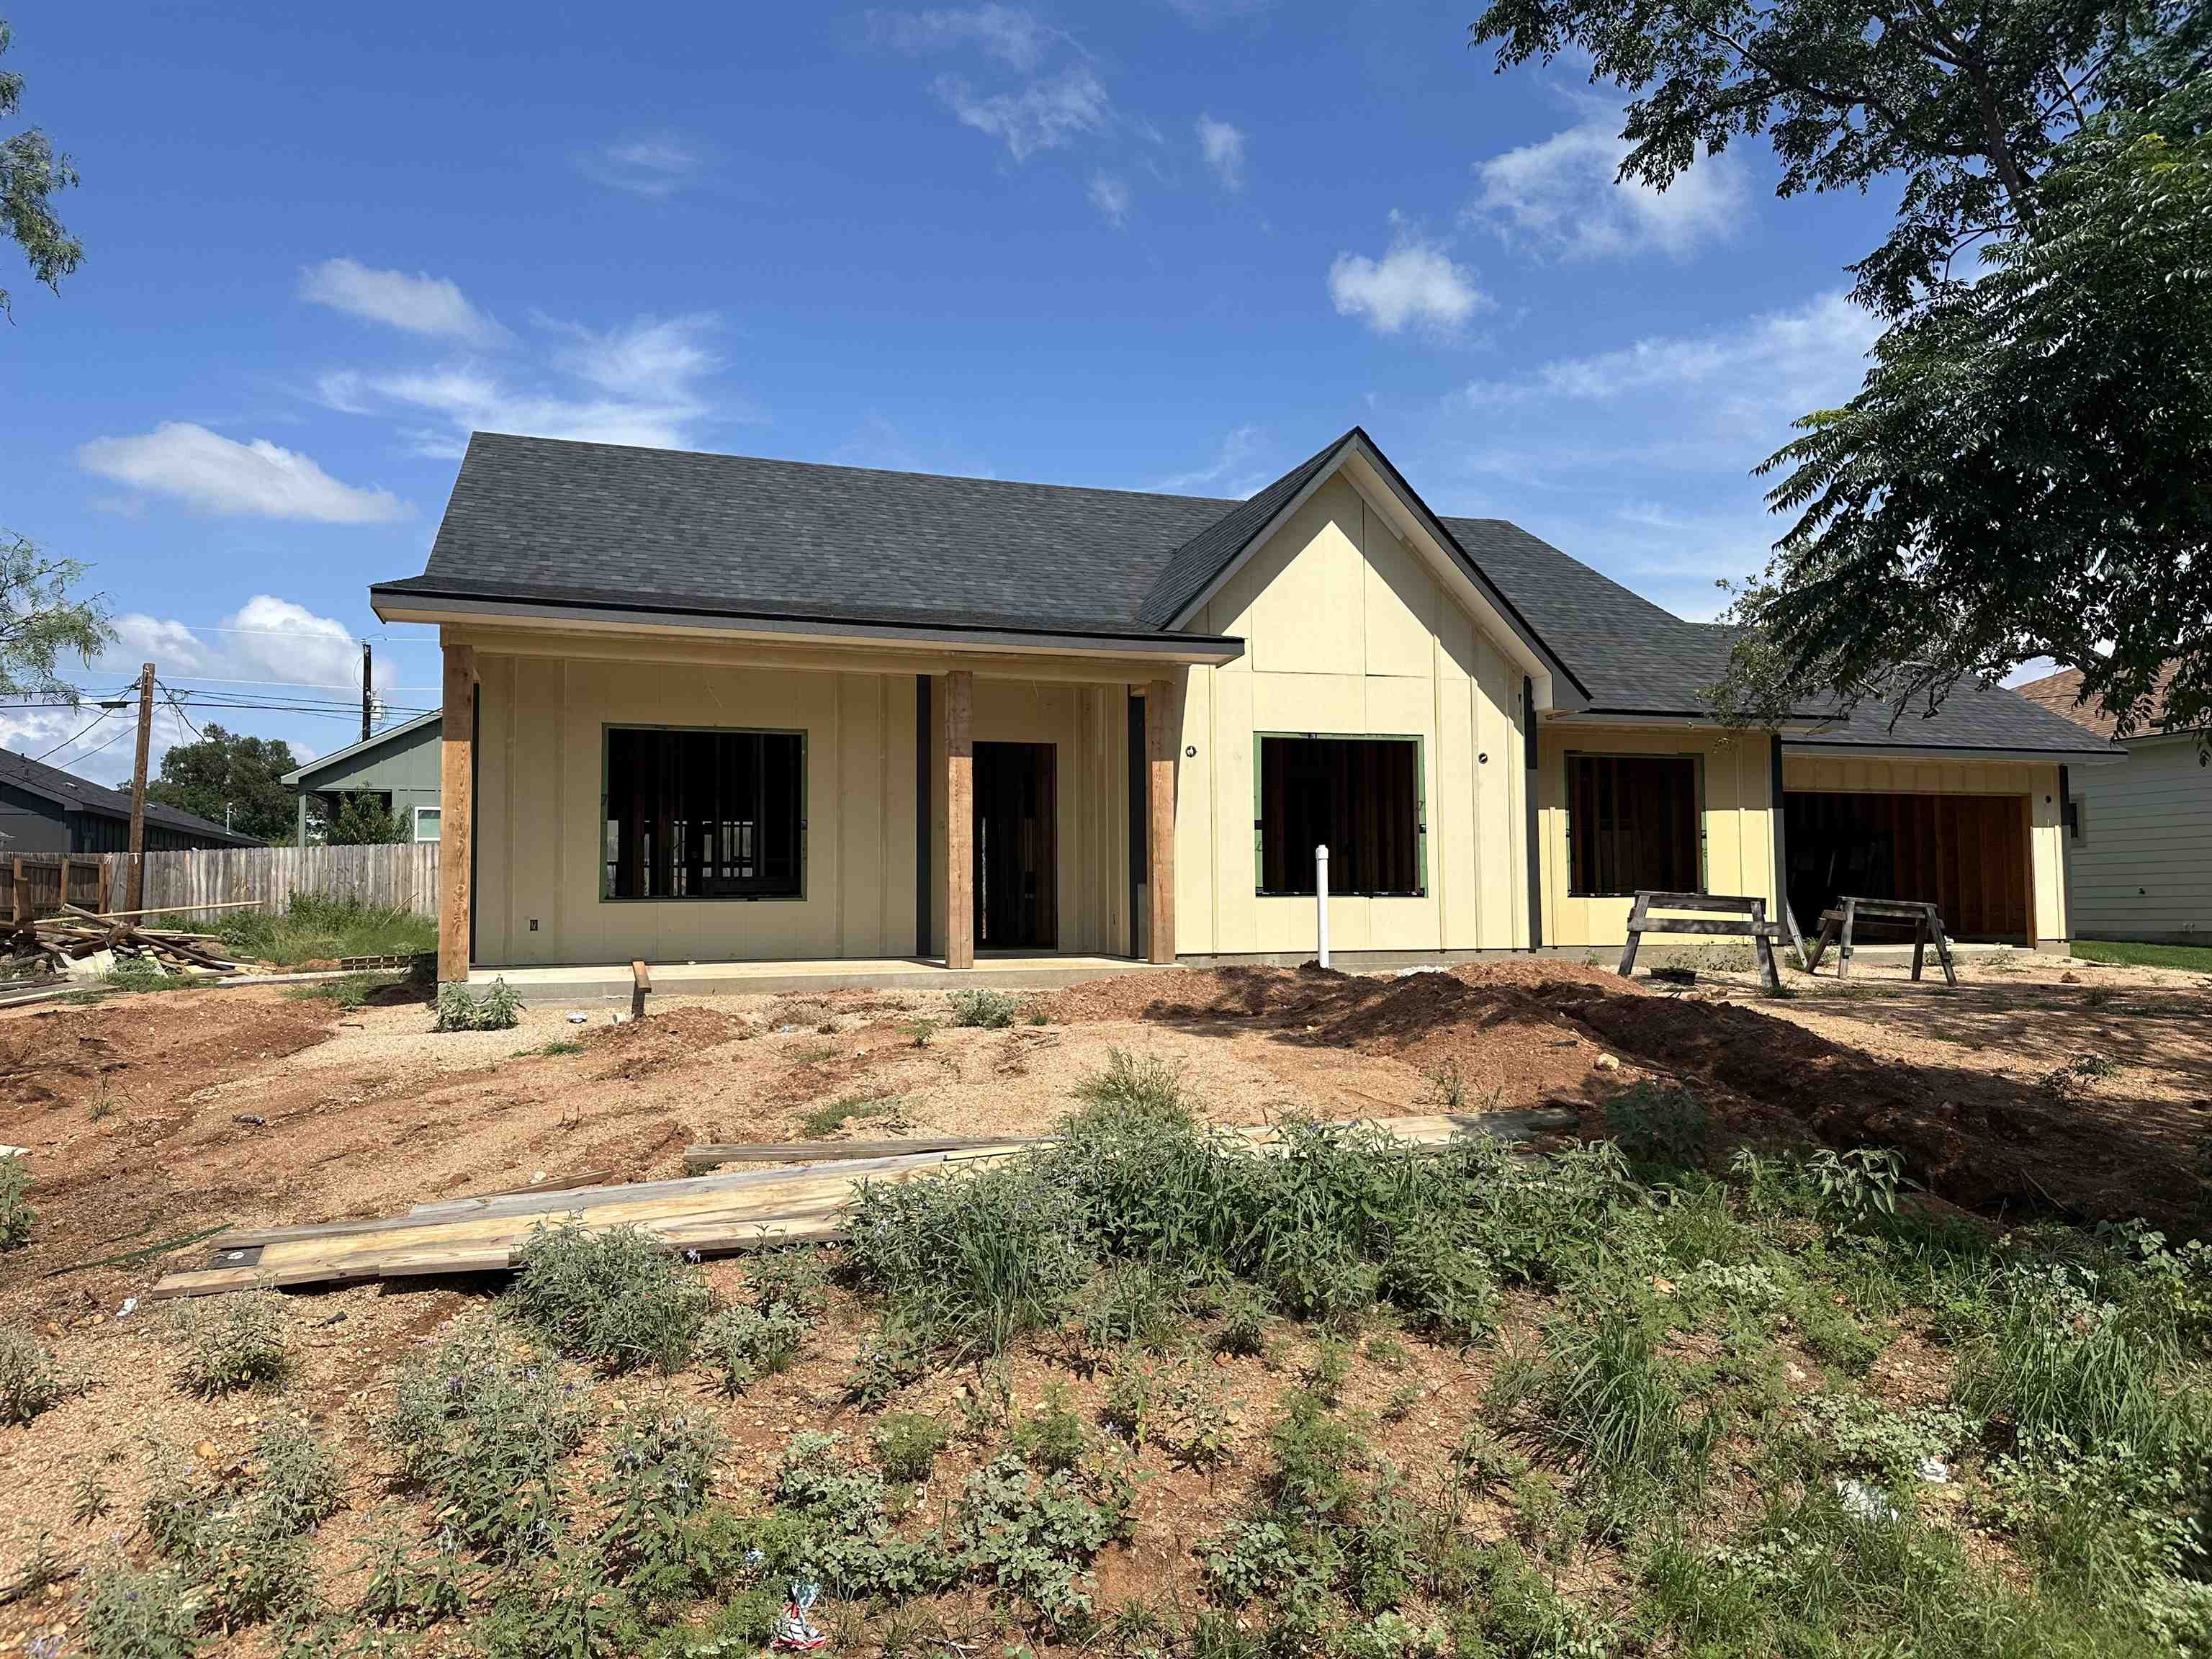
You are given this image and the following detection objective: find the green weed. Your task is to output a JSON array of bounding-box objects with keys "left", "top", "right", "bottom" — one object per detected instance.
[
  {"left": 0, "top": 1150, "right": 32, "bottom": 1249},
  {"left": 700, "top": 1301, "right": 810, "bottom": 1395},
  {"left": 947, "top": 988, "right": 1021, "bottom": 1028},
  {"left": 431, "top": 977, "right": 522, "bottom": 1032},
  {"left": 872, "top": 1411, "right": 950, "bottom": 1483},
  {"left": 217, "top": 894, "right": 434, "bottom": 968},
  {"left": 174, "top": 1291, "right": 288, "bottom": 1398},
  {"left": 0, "top": 1325, "right": 64, "bottom": 1422},
  {"left": 507, "top": 1220, "right": 711, "bottom": 1374}
]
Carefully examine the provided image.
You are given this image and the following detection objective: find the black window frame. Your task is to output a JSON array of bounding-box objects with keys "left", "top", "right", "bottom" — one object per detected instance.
[
  {"left": 600, "top": 724, "right": 808, "bottom": 903},
  {"left": 1254, "top": 732, "right": 1427, "bottom": 899},
  {"left": 1565, "top": 751, "right": 1703, "bottom": 898}
]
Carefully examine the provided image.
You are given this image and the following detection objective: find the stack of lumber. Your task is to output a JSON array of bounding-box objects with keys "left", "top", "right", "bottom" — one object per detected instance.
[
  {"left": 2, "top": 902, "right": 255, "bottom": 978},
  {"left": 149, "top": 1109, "right": 1578, "bottom": 1300}
]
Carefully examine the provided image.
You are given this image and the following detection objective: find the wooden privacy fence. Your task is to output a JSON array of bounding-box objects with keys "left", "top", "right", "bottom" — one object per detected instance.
[
  {"left": 4, "top": 855, "right": 112, "bottom": 922},
  {"left": 90, "top": 844, "right": 441, "bottom": 920}
]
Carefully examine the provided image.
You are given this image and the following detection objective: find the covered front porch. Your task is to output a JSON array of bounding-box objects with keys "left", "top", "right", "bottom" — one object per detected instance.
[{"left": 430, "top": 626, "right": 1213, "bottom": 984}]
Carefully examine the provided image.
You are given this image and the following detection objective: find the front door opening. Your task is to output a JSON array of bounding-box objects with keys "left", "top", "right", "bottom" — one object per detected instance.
[{"left": 974, "top": 741, "right": 1057, "bottom": 951}]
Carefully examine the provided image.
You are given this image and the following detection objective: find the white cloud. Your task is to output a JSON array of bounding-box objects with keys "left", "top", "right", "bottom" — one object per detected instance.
[
  {"left": 581, "top": 133, "right": 703, "bottom": 198},
  {"left": 1088, "top": 171, "right": 1131, "bottom": 227},
  {"left": 1469, "top": 114, "right": 1745, "bottom": 261},
  {"left": 105, "top": 596, "right": 400, "bottom": 702},
  {"left": 935, "top": 66, "right": 1110, "bottom": 161},
  {"left": 1146, "top": 424, "right": 1264, "bottom": 496},
  {"left": 76, "top": 423, "right": 413, "bottom": 523},
  {"left": 1197, "top": 114, "right": 1246, "bottom": 189},
  {"left": 1164, "top": 0, "right": 1273, "bottom": 23},
  {"left": 318, "top": 312, "right": 742, "bottom": 457},
  {"left": 1463, "top": 289, "right": 1876, "bottom": 434},
  {"left": 1328, "top": 226, "right": 1490, "bottom": 337},
  {"left": 298, "top": 258, "right": 506, "bottom": 345},
  {"left": 869, "top": 5, "right": 1058, "bottom": 70}
]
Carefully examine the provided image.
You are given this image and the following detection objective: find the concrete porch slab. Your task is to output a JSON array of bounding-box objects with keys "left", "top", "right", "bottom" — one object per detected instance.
[{"left": 468, "top": 953, "right": 1159, "bottom": 1007}]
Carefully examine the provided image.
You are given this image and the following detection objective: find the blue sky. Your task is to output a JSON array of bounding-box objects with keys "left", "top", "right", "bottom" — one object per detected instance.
[{"left": 2, "top": 0, "right": 1899, "bottom": 786}]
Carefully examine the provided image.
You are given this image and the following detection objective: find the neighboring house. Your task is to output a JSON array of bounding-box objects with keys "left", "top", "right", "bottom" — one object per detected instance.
[
  {"left": 370, "top": 428, "right": 2117, "bottom": 983},
  {"left": 281, "top": 710, "right": 446, "bottom": 846},
  {"left": 2016, "top": 665, "right": 2208, "bottom": 944},
  {"left": 0, "top": 745, "right": 262, "bottom": 854}
]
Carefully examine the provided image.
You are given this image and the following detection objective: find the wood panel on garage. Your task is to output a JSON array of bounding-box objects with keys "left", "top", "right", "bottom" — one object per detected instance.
[{"left": 1784, "top": 790, "right": 2031, "bottom": 940}]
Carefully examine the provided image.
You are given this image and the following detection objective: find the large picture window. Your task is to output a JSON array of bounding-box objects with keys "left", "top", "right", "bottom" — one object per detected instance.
[
  {"left": 1567, "top": 754, "right": 1699, "bottom": 897},
  {"left": 603, "top": 727, "right": 804, "bottom": 900},
  {"left": 1256, "top": 734, "right": 1424, "bottom": 896}
]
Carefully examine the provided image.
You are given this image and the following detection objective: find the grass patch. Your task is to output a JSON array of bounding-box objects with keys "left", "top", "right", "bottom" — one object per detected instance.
[
  {"left": 798, "top": 1094, "right": 905, "bottom": 1138},
  {"left": 282, "top": 970, "right": 400, "bottom": 1008},
  {"left": 2071, "top": 938, "right": 2212, "bottom": 972},
  {"left": 214, "top": 893, "right": 436, "bottom": 967}
]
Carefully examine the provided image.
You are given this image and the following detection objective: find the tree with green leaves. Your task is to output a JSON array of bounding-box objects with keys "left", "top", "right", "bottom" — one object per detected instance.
[
  {"left": 1470, "top": 0, "right": 2212, "bottom": 739},
  {"left": 0, "top": 18, "right": 83, "bottom": 321},
  {"left": 146, "top": 724, "right": 300, "bottom": 844},
  {"left": 323, "top": 793, "right": 409, "bottom": 846},
  {"left": 1, "top": 531, "right": 110, "bottom": 701}
]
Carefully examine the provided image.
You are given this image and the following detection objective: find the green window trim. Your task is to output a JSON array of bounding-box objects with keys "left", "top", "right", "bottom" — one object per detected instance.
[
  {"left": 1252, "top": 730, "right": 1429, "bottom": 899},
  {"left": 598, "top": 721, "right": 810, "bottom": 904}
]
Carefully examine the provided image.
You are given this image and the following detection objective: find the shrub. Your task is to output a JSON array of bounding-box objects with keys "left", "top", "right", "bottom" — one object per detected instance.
[
  {"left": 176, "top": 1292, "right": 287, "bottom": 1397},
  {"left": 873, "top": 1411, "right": 950, "bottom": 1482},
  {"left": 953, "top": 1452, "right": 1127, "bottom": 1631},
  {"left": 701, "top": 1301, "right": 810, "bottom": 1395},
  {"left": 1375, "top": 1218, "right": 1498, "bottom": 1344},
  {"left": 1072, "top": 1047, "right": 1188, "bottom": 1120},
  {"left": 1211, "top": 1280, "right": 1274, "bottom": 1357},
  {"left": 386, "top": 1316, "right": 589, "bottom": 1562},
  {"left": 355, "top": 1525, "right": 470, "bottom": 1629},
  {"left": 947, "top": 988, "right": 1020, "bottom": 1028},
  {"left": 1266, "top": 1390, "right": 1362, "bottom": 1521},
  {"left": 1604, "top": 1082, "right": 1708, "bottom": 1173},
  {"left": 745, "top": 1247, "right": 833, "bottom": 1317},
  {"left": 80, "top": 1557, "right": 202, "bottom": 1659},
  {"left": 1074, "top": 1259, "right": 1190, "bottom": 1353},
  {"left": 253, "top": 1416, "right": 344, "bottom": 1532},
  {"left": 0, "top": 1151, "right": 32, "bottom": 1249},
  {"left": 770, "top": 1431, "right": 957, "bottom": 1600},
  {"left": 431, "top": 977, "right": 522, "bottom": 1033},
  {"left": 598, "top": 1401, "right": 733, "bottom": 1607},
  {"left": 845, "top": 1312, "right": 932, "bottom": 1410},
  {"left": 508, "top": 1220, "right": 711, "bottom": 1374},
  {"left": 1012, "top": 1382, "right": 1092, "bottom": 1473},
  {"left": 0, "top": 1325, "right": 64, "bottom": 1422}
]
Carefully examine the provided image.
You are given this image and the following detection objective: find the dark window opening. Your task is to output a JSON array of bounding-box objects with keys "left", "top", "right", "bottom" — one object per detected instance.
[
  {"left": 603, "top": 727, "right": 804, "bottom": 900},
  {"left": 1568, "top": 755, "right": 1699, "bottom": 896},
  {"left": 1256, "top": 735, "right": 1424, "bottom": 896}
]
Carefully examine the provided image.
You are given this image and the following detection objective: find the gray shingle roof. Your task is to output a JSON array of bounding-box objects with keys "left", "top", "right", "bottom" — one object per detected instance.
[
  {"left": 380, "top": 430, "right": 2113, "bottom": 757},
  {"left": 381, "top": 431, "right": 1238, "bottom": 639},
  {"left": 0, "top": 745, "right": 261, "bottom": 844}
]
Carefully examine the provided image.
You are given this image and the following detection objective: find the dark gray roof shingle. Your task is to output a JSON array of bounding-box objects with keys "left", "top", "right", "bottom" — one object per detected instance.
[
  {"left": 0, "top": 745, "right": 260, "bottom": 844},
  {"left": 381, "top": 431, "right": 2113, "bottom": 757}
]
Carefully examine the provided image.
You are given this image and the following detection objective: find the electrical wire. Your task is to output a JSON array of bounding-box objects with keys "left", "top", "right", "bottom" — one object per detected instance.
[{"left": 30, "top": 706, "right": 114, "bottom": 763}]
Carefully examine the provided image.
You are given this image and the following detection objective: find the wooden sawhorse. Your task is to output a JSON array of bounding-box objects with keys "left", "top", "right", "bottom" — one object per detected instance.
[
  {"left": 1803, "top": 897, "right": 1956, "bottom": 986},
  {"left": 1617, "top": 890, "right": 1785, "bottom": 994}
]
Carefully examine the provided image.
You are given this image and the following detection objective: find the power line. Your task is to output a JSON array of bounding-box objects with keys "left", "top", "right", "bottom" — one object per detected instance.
[{"left": 31, "top": 707, "right": 113, "bottom": 763}]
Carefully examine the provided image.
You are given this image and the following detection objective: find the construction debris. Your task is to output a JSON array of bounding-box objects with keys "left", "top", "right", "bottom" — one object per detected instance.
[
  {"left": 3, "top": 902, "right": 250, "bottom": 979},
  {"left": 150, "top": 1110, "right": 1579, "bottom": 1300}
]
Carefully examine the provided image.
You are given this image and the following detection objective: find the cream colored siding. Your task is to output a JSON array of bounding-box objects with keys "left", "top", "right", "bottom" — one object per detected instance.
[
  {"left": 474, "top": 652, "right": 922, "bottom": 966},
  {"left": 2067, "top": 734, "right": 2212, "bottom": 941},
  {"left": 1172, "top": 473, "right": 1529, "bottom": 955},
  {"left": 1783, "top": 753, "right": 2069, "bottom": 942},
  {"left": 1537, "top": 727, "right": 1777, "bottom": 950}
]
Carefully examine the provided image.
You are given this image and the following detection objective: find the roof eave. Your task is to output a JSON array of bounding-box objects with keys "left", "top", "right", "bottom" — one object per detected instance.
[
  {"left": 371, "top": 585, "right": 1247, "bottom": 666},
  {"left": 281, "top": 709, "right": 446, "bottom": 786},
  {"left": 1782, "top": 737, "right": 2127, "bottom": 764}
]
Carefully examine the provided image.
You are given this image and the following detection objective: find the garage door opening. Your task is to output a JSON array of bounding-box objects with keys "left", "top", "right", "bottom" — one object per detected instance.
[{"left": 1784, "top": 791, "right": 2031, "bottom": 941}]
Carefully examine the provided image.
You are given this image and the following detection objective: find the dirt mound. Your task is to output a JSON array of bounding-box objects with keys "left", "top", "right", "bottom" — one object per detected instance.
[
  {"left": 1565, "top": 993, "right": 2207, "bottom": 1230},
  {"left": 588, "top": 1005, "right": 753, "bottom": 1079},
  {"left": 0, "top": 995, "right": 335, "bottom": 1111}
]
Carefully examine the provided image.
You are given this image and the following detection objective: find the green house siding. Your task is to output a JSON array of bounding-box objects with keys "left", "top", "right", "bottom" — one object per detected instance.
[{"left": 287, "top": 712, "right": 445, "bottom": 846}]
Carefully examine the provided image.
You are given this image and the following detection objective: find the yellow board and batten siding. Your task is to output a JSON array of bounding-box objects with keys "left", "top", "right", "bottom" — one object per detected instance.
[
  {"left": 1172, "top": 473, "right": 1532, "bottom": 955},
  {"left": 1535, "top": 725, "right": 1779, "bottom": 951},
  {"left": 1782, "top": 752, "right": 2069, "bottom": 943}
]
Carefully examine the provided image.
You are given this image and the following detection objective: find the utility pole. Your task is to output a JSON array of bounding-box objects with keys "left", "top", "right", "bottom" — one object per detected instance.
[
  {"left": 127, "top": 662, "right": 154, "bottom": 912},
  {"left": 361, "top": 641, "right": 372, "bottom": 743}
]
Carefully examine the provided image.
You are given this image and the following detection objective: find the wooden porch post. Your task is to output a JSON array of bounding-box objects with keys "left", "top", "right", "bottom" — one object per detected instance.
[
  {"left": 1145, "top": 678, "right": 1177, "bottom": 964},
  {"left": 438, "top": 642, "right": 477, "bottom": 986},
  {"left": 944, "top": 670, "right": 974, "bottom": 970}
]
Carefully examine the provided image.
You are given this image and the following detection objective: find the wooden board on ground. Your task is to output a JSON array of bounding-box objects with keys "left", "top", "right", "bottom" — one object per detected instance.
[{"left": 150, "top": 1110, "right": 1577, "bottom": 1299}]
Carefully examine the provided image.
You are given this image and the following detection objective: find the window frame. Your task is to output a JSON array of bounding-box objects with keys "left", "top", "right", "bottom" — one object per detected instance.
[
  {"left": 1563, "top": 750, "right": 1706, "bottom": 899},
  {"left": 412, "top": 806, "right": 442, "bottom": 843},
  {"left": 1251, "top": 730, "right": 1429, "bottom": 899},
  {"left": 598, "top": 722, "right": 809, "bottom": 904}
]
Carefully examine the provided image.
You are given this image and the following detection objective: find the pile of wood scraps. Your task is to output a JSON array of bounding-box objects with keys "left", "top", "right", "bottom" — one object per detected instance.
[
  {"left": 3, "top": 901, "right": 261, "bottom": 979},
  {"left": 150, "top": 1108, "right": 1579, "bottom": 1300}
]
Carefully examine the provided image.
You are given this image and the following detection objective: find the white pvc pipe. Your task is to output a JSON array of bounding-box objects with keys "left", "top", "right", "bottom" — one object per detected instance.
[{"left": 1315, "top": 843, "right": 1331, "bottom": 968}]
